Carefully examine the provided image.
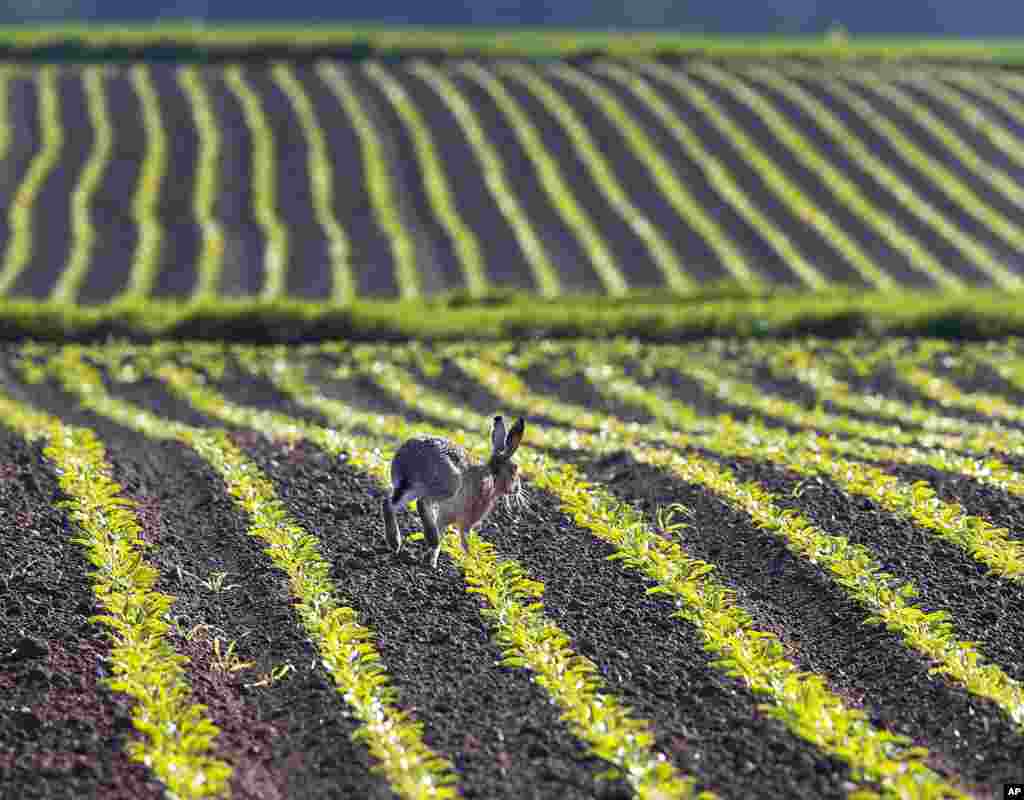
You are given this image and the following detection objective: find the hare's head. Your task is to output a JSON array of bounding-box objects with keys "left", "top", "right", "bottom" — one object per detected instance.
[{"left": 487, "top": 415, "right": 526, "bottom": 506}]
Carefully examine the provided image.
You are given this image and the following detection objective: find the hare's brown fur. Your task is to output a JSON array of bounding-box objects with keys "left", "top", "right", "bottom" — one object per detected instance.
[{"left": 382, "top": 417, "right": 524, "bottom": 568}]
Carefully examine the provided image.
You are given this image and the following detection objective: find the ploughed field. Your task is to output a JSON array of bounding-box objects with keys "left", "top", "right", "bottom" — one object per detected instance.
[
  {"left": 2, "top": 336, "right": 1024, "bottom": 799},
  {"left": 2, "top": 57, "right": 1024, "bottom": 304}
]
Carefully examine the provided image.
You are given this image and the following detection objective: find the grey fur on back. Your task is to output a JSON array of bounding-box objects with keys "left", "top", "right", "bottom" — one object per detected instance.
[{"left": 391, "top": 436, "right": 469, "bottom": 500}]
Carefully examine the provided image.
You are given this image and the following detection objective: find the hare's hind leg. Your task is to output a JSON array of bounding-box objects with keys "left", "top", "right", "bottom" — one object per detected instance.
[
  {"left": 417, "top": 499, "right": 444, "bottom": 569},
  {"left": 381, "top": 497, "right": 403, "bottom": 554}
]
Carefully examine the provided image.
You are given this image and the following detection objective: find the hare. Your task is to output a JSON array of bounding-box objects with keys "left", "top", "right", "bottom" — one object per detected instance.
[{"left": 382, "top": 416, "right": 525, "bottom": 568}]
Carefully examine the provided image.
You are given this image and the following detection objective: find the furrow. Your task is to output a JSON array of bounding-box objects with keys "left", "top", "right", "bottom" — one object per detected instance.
[
  {"left": 0, "top": 385, "right": 232, "bottom": 798},
  {"left": 222, "top": 66, "right": 288, "bottom": 301},
  {"left": 410, "top": 61, "right": 561, "bottom": 297},
  {"left": 738, "top": 66, "right": 1021, "bottom": 290},
  {"left": 120, "top": 64, "right": 166, "bottom": 302},
  {"left": 456, "top": 61, "right": 626, "bottom": 295},
  {"left": 34, "top": 348, "right": 460, "bottom": 800},
  {"left": 551, "top": 64, "right": 751, "bottom": 287},
  {"left": 269, "top": 63, "right": 354, "bottom": 304},
  {"left": 50, "top": 66, "right": 113, "bottom": 305},
  {"left": 636, "top": 60, "right": 891, "bottom": 290},
  {"left": 897, "top": 363, "right": 1024, "bottom": 426},
  {"left": 155, "top": 356, "right": 703, "bottom": 800},
  {"left": 498, "top": 61, "right": 684, "bottom": 293},
  {"left": 593, "top": 61, "right": 826, "bottom": 289},
  {"left": 176, "top": 66, "right": 224, "bottom": 302},
  {"left": 692, "top": 63, "right": 962, "bottom": 290},
  {"left": 221, "top": 346, "right": 971, "bottom": 797},
  {"left": 0, "top": 66, "right": 61, "bottom": 297},
  {"left": 317, "top": 63, "right": 421, "bottom": 299}
]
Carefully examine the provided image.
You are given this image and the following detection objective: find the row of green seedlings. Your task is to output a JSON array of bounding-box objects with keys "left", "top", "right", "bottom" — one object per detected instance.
[
  {"left": 498, "top": 340, "right": 1024, "bottom": 585},
  {"left": 496, "top": 61, "right": 690, "bottom": 293},
  {"left": 0, "top": 384, "right": 232, "bottom": 798},
  {"left": 49, "top": 66, "right": 114, "bottom": 304},
  {"left": 547, "top": 63, "right": 756, "bottom": 287},
  {"left": 779, "top": 337, "right": 1024, "bottom": 432},
  {"left": 635, "top": 60, "right": 895, "bottom": 290},
  {"left": 690, "top": 62, "right": 964, "bottom": 290},
  {"left": 407, "top": 61, "right": 561, "bottom": 297},
  {"left": 362, "top": 63, "right": 489, "bottom": 298},
  {"left": 221, "top": 66, "right": 289, "bottom": 300},
  {"left": 119, "top": 64, "right": 167, "bottom": 302},
  {"left": 95, "top": 347, "right": 708, "bottom": 800},
  {"left": 23, "top": 347, "right": 459, "bottom": 800},
  {"left": 175, "top": 66, "right": 224, "bottom": 302},
  {"left": 733, "top": 339, "right": 1024, "bottom": 455},
  {"left": 735, "top": 64, "right": 1021, "bottom": 289},
  {"left": 592, "top": 60, "right": 828, "bottom": 289},
  {"left": 769, "top": 61, "right": 1024, "bottom": 256},
  {"left": 0, "top": 66, "right": 61, "bottom": 297},
  {"left": 452, "top": 61, "right": 627, "bottom": 295},
  {"left": 633, "top": 341, "right": 1024, "bottom": 495},
  {"left": 358, "top": 346, "right": 1024, "bottom": 729},
  {"left": 270, "top": 64, "right": 353, "bottom": 304},
  {"left": 316, "top": 62, "right": 420, "bottom": 298},
  {"left": 148, "top": 341, "right": 969, "bottom": 799}
]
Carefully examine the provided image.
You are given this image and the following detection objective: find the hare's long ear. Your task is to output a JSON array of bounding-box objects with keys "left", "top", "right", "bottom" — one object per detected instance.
[
  {"left": 491, "top": 415, "right": 507, "bottom": 456},
  {"left": 504, "top": 418, "right": 525, "bottom": 456}
]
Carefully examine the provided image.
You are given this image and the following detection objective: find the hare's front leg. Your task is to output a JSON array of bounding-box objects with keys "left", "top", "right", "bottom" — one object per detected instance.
[{"left": 381, "top": 497, "right": 402, "bottom": 554}]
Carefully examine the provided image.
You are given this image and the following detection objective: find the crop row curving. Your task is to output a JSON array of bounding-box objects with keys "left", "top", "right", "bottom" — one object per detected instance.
[{"left": 1, "top": 58, "right": 1022, "bottom": 308}]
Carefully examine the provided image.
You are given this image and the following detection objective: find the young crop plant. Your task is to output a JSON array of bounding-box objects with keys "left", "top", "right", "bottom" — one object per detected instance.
[
  {"left": 31, "top": 348, "right": 459, "bottom": 800},
  {"left": 0, "top": 386, "right": 232, "bottom": 799},
  {"left": 51, "top": 65, "right": 113, "bottom": 304},
  {"left": 222, "top": 65, "right": 288, "bottom": 300},
  {"left": 498, "top": 61, "right": 690, "bottom": 293},
  {"left": 593, "top": 61, "right": 827, "bottom": 290},
  {"left": 363, "top": 62, "right": 489, "bottom": 298},
  {"left": 550, "top": 64, "right": 756, "bottom": 287},
  {"left": 317, "top": 63, "right": 420, "bottom": 299},
  {"left": 945, "top": 70, "right": 1024, "bottom": 162},
  {"left": 269, "top": 63, "right": 354, "bottom": 303},
  {"left": 692, "top": 63, "right": 963, "bottom": 291},
  {"left": 151, "top": 353, "right": 704, "bottom": 800},
  {"left": 739, "top": 66, "right": 1021, "bottom": 290},
  {"left": 177, "top": 66, "right": 224, "bottom": 301},
  {"left": 409, "top": 61, "right": 561, "bottom": 297},
  {"left": 635, "top": 61, "right": 892, "bottom": 291},
  {"left": 455, "top": 61, "right": 628, "bottom": 296},
  {"left": 0, "top": 65, "right": 61, "bottom": 297},
  {"left": 0, "top": 68, "right": 9, "bottom": 174},
  {"left": 119, "top": 64, "right": 166, "bottom": 301}
]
